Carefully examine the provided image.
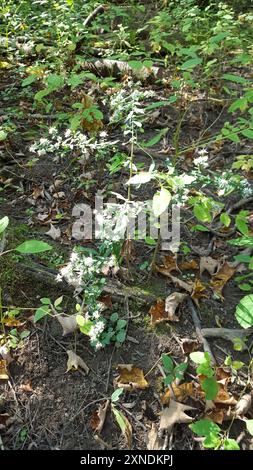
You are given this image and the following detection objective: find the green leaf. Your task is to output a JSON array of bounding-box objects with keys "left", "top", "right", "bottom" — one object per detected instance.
[
  {"left": 229, "top": 98, "right": 248, "bottom": 113},
  {"left": 152, "top": 188, "right": 171, "bottom": 217},
  {"left": 190, "top": 352, "right": 206, "bottom": 364},
  {"left": 0, "top": 216, "right": 9, "bottom": 234},
  {"left": 246, "top": 419, "right": 253, "bottom": 436},
  {"left": 181, "top": 57, "right": 202, "bottom": 70},
  {"left": 235, "top": 294, "right": 253, "bottom": 328},
  {"left": 54, "top": 296, "right": 63, "bottom": 308},
  {"left": 203, "top": 433, "right": 221, "bottom": 449},
  {"left": 40, "top": 298, "right": 51, "bottom": 305},
  {"left": 15, "top": 240, "right": 52, "bottom": 254},
  {"left": 128, "top": 60, "right": 143, "bottom": 70},
  {"left": 141, "top": 128, "right": 168, "bottom": 148},
  {"left": 116, "top": 319, "right": 127, "bottom": 330},
  {"left": 232, "top": 361, "right": 244, "bottom": 370},
  {"left": 202, "top": 377, "right": 219, "bottom": 400},
  {"left": 47, "top": 74, "right": 64, "bottom": 90},
  {"left": 76, "top": 314, "right": 85, "bottom": 327},
  {"left": 222, "top": 74, "right": 248, "bottom": 84},
  {"left": 146, "top": 99, "right": 177, "bottom": 111},
  {"left": 22, "top": 75, "right": 37, "bottom": 87},
  {"left": 127, "top": 172, "right": 153, "bottom": 185},
  {"left": 223, "top": 438, "right": 240, "bottom": 450},
  {"left": 164, "top": 374, "right": 174, "bottom": 386},
  {"left": 145, "top": 236, "right": 157, "bottom": 246},
  {"left": 220, "top": 213, "right": 231, "bottom": 227},
  {"left": 111, "top": 388, "right": 124, "bottom": 403},
  {"left": 110, "top": 312, "right": 119, "bottom": 322},
  {"left": 174, "top": 363, "right": 187, "bottom": 380},
  {"left": 190, "top": 419, "right": 220, "bottom": 437},
  {"left": 111, "top": 406, "right": 132, "bottom": 447},
  {"left": 190, "top": 224, "right": 209, "bottom": 232},
  {"left": 116, "top": 330, "right": 126, "bottom": 343},
  {"left": 162, "top": 354, "right": 174, "bottom": 372},
  {"left": 242, "top": 129, "right": 253, "bottom": 140},
  {"left": 34, "top": 306, "right": 49, "bottom": 322},
  {"left": 194, "top": 204, "right": 211, "bottom": 223},
  {"left": 238, "top": 283, "right": 252, "bottom": 291},
  {"left": 236, "top": 211, "right": 249, "bottom": 236},
  {"left": 80, "top": 320, "right": 93, "bottom": 335},
  {"left": 210, "top": 32, "right": 228, "bottom": 43},
  {"left": 0, "top": 130, "right": 8, "bottom": 141}
]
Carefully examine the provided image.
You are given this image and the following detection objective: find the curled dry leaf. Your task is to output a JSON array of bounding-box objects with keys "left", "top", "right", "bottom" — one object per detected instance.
[
  {"left": 91, "top": 399, "right": 110, "bottom": 434},
  {"left": 165, "top": 292, "right": 187, "bottom": 322},
  {"left": 210, "top": 262, "right": 235, "bottom": 298},
  {"left": 19, "top": 382, "right": 34, "bottom": 393},
  {"left": 161, "top": 382, "right": 194, "bottom": 405},
  {"left": 181, "top": 338, "right": 200, "bottom": 354},
  {"left": 159, "top": 400, "right": 195, "bottom": 433},
  {"left": 191, "top": 278, "right": 208, "bottom": 303},
  {"left": 155, "top": 253, "right": 178, "bottom": 276},
  {"left": 115, "top": 364, "right": 149, "bottom": 391},
  {"left": 147, "top": 423, "right": 164, "bottom": 450},
  {"left": 167, "top": 273, "right": 193, "bottom": 294},
  {"left": 98, "top": 295, "right": 113, "bottom": 310},
  {"left": 0, "top": 359, "right": 9, "bottom": 380},
  {"left": 56, "top": 314, "right": 78, "bottom": 336},
  {"left": 149, "top": 299, "right": 166, "bottom": 325},
  {"left": 66, "top": 350, "right": 89, "bottom": 374},
  {"left": 204, "top": 408, "right": 225, "bottom": 424},
  {"left": 45, "top": 224, "right": 61, "bottom": 240},
  {"left": 235, "top": 392, "right": 252, "bottom": 416},
  {"left": 200, "top": 257, "right": 220, "bottom": 276}
]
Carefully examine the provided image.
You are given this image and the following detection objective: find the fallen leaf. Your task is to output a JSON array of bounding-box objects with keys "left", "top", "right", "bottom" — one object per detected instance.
[
  {"left": 167, "top": 273, "right": 193, "bottom": 293},
  {"left": 191, "top": 278, "right": 208, "bottom": 303},
  {"left": 98, "top": 295, "right": 113, "bottom": 310},
  {"left": 147, "top": 423, "right": 164, "bottom": 450},
  {"left": 200, "top": 257, "right": 220, "bottom": 276},
  {"left": 179, "top": 259, "right": 199, "bottom": 271},
  {"left": 56, "top": 314, "right": 78, "bottom": 336},
  {"left": 204, "top": 408, "right": 224, "bottom": 424},
  {"left": 91, "top": 399, "right": 110, "bottom": 434},
  {"left": 19, "top": 382, "right": 34, "bottom": 393},
  {"left": 45, "top": 224, "right": 61, "bottom": 240},
  {"left": 159, "top": 400, "right": 195, "bottom": 432},
  {"left": 32, "top": 186, "right": 44, "bottom": 199},
  {"left": 0, "top": 414, "right": 10, "bottom": 427},
  {"left": 66, "top": 350, "right": 89, "bottom": 374},
  {"left": 235, "top": 392, "right": 252, "bottom": 416},
  {"left": 210, "top": 262, "right": 235, "bottom": 297},
  {"left": 214, "top": 387, "right": 237, "bottom": 406},
  {"left": 120, "top": 239, "right": 135, "bottom": 261},
  {"left": 115, "top": 364, "right": 149, "bottom": 391},
  {"left": 1, "top": 318, "right": 24, "bottom": 327},
  {"left": 165, "top": 292, "right": 187, "bottom": 321},
  {"left": 149, "top": 299, "right": 167, "bottom": 325},
  {"left": 0, "top": 359, "right": 9, "bottom": 380},
  {"left": 155, "top": 254, "right": 178, "bottom": 275},
  {"left": 161, "top": 382, "right": 194, "bottom": 404},
  {"left": 181, "top": 338, "right": 200, "bottom": 354}
]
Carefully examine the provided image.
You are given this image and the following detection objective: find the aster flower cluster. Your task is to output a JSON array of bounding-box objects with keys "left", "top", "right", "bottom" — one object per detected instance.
[{"left": 29, "top": 127, "right": 118, "bottom": 162}]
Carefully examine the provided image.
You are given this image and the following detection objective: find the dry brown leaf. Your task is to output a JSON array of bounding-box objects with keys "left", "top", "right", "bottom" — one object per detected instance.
[
  {"left": 66, "top": 350, "right": 89, "bottom": 374},
  {"left": 214, "top": 387, "right": 237, "bottom": 405},
  {"left": 161, "top": 382, "right": 194, "bottom": 405},
  {"left": 1, "top": 318, "right": 24, "bottom": 327},
  {"left": 155, "top": 254, "right": 178, "bottom": 275},
  {"left": 115, "top": 364, "right": 149, "bottom": 391},
  {"left": 235, "top": 392, "right": 252, "bottom": 416},
  {"left": 210, "top": 262, "right": 235, "bottom": 297},
  {"left": 179, "top": 259, "right": 199, "bottom": 271},
  {"left": 191, "top": 278, "right": 208, "bottom": 303},
  {"left": 32, "top": 186, "right": 44, "bottom": 199},
  {"left": 45, "top": 224, "right": 61, "bottom": 240},
  {"left": 204, "top": 408, "right": 224, "bottom": 424},
  {"left": 159, "top": 400, "right": 195, "bottom": 432},
  {"left": 149, "top": 299, "right": 166, "bottom": 325},
  {"left": 200, "top": 257, "right": 220, "bottom": 276},
  {"left": 165, "top": 292, "right": 187, "bottom": 322},
  {"left": 147, "top": 423, "right": 164, "bottom": 450},
  {"left": 0, "top": 413, "right": 10, "bottom": 427},
  {"left": 120, "top": 239, "right": 135, "bottom": 262},
  {"left": 181, "top": 338, "right": 200, "bottom": 354},
  {"left": 19, "top": 382, "right": 34, "bottom": 393},
  {"left": 56, "top": 314, "right": 78, "bottom": 336},
  {"left": 0, "top": 359, "right": 9, "bottom": 380},
  {"left": 98, "top": 295, "right": 113, "bottom": 310},
  {"left": 91, "top": 399, "right": 110, "bottom": 434},
  {"left": 167, "top": 273, "right": 193, "bottom": 293}
]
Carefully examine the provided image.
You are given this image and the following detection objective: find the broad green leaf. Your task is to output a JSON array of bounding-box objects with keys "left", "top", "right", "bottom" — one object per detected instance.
[
  {"left": 190, "top": 419, "right": 220, "bottom": 437},
  {"left": 202, "top": 377, "right": 219, "bottom": 400},
  {"left": 152, "top": 188, "right": 171, "bottom": 217},
  {"left": 210, "top": 32, "right": 229, "bottom": 43},
  {"left": 141, "top": 128, "right": 168, "bottom": 148},
  {"left": 76, "top": 315, "right": 86, "bottom": 327},
  {"left": 0, "top": 130, "right": 8, "bottom": 141},
  {"left": 223, "top": 438, "right": 240, "bottom": 450},
  {"left": 220, "top": 213, "right": 231, "bottom": 227},
  {"left": 181, "top": 57, "right": 202, "bottom": 70},
  {"left": 0, "top": 216, "right": 9, "bottom": 234},
  {"left": 242, "top": 129, "right": 253, "bottom": 140},
  {"left": 146, "top": 97, "right": 177, "bottom": 111},
  {"left": 34, "top": 306, "right": 49, "bottom": 322},
  {"left": 190, "top": 224, "right": 209, "bottom": 232},
  {"left": 40, "top": 297, "right": 51, "bottom": 305},
  {"left": 116, "top": 319, "right": 127, "bottom": 330},
  {"left": 47, "top": 74, "right": 64, "bottom": 89},
  {"left": 54, "top": 296, "right": 63, "bottom": 308},
  {"left": 116, "top": 329, "right": 126, "bottom": 343},
  {"left": 174, "top": 362, "right": 187, "bottom": 380},
  {"left": 235, "top": 294, "right": 253, "bottom": 328},
  {"left": 246, "top": 419, "right": 253, "bottom": 436},
  {"left": 15, "top": 240, "right": 52, "bottom": 254},
  {"left": 164, "top": 374, "right": 174, "bottom": 386},
  {"left": 80, "top": 320, "right": 93, "bottom": 335},
  {"left": 229, "top": 98, "right": 248, "bottom": 113},
  {"left": 111, "top": 388, "right": 124, "bottom": 403},
  {"left": 127, "top": 172, "right": 153, "bottom": 185},
  {"left": 222, "top": 74, "right": 248, "bottom": 85},
  {"left": 194, "top": 204, "right": 211, "bottom": 223},
  {"left": 22, "top": 75, "right": 37, "bottom": 87},
  {"left": 203, "top": 433, "right": 221, "bottom": 449},
  {"left": 128, "top": 60, "right": 143, "bottom": 70},
  {"left": 162, "top": 354, "right": 174, "bottom": 372},
  {"left": 190, "top": 351, "right": 206, "bottom": 364}
]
